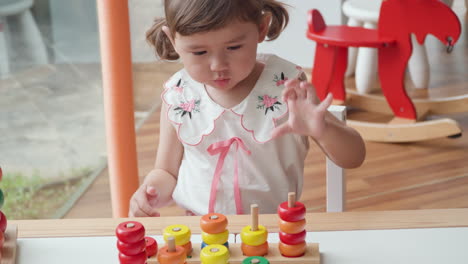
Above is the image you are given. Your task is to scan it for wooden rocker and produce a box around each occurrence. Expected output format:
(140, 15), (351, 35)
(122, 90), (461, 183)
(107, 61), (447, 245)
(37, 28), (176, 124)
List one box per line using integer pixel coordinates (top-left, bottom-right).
(306, 0), (466, 142)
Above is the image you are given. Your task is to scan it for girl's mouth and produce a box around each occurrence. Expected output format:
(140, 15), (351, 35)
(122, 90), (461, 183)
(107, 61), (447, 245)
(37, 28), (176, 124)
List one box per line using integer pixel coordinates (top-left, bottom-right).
(214, 78), (230, 86)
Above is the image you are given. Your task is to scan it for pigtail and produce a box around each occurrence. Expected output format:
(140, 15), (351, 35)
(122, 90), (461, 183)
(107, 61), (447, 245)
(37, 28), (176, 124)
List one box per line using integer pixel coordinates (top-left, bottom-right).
(146, 18), (180, 60)
(263, 0), (289, 41)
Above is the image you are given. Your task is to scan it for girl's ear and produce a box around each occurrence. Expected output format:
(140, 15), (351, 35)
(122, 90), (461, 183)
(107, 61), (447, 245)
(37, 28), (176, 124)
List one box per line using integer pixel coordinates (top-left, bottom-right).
(162, 26), (176, 48)
(258, 14), (272, 43)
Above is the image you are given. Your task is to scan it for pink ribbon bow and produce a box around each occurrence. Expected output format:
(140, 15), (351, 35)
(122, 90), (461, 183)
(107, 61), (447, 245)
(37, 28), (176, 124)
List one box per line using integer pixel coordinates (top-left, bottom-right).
(206, 137), (251, 214)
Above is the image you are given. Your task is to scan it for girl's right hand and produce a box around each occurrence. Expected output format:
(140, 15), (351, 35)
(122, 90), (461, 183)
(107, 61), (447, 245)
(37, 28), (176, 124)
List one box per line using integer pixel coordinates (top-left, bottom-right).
(128, 181), (173, 217)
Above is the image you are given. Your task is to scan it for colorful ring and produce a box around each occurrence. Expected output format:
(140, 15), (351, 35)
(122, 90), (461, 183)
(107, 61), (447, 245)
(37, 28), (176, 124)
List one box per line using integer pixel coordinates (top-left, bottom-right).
(240, 225), (268, 246)
(241, 241), (269, 257)
(200, 213), (228, 234)
(202, 229), (229, 245)
(277, 201), (306, 222)
(200, 244), (230, 264)
(163, 224), (191, 245)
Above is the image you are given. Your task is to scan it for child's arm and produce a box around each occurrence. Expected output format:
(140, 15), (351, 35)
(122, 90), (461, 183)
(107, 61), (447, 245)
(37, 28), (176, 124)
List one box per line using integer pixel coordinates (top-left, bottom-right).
(272, 79), (365, 168)
(129, 103), (184, 217)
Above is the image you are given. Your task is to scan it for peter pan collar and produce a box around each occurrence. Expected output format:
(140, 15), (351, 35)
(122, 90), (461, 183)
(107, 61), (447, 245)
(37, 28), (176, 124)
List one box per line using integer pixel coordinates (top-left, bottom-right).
(162, 55), (303, 145)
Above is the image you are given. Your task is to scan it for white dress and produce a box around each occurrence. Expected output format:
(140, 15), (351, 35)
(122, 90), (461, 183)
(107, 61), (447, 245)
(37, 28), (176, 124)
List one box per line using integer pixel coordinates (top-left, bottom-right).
(162, 55), (309, 215)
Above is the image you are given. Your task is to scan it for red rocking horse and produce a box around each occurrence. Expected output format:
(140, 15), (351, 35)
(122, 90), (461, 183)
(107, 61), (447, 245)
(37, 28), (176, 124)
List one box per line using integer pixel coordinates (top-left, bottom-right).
(307, 0), (466, 142)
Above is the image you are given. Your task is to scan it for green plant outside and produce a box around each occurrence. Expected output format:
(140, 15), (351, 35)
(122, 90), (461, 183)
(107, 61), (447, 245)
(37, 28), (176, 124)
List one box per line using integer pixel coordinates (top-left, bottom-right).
(0, 168), (92, 220)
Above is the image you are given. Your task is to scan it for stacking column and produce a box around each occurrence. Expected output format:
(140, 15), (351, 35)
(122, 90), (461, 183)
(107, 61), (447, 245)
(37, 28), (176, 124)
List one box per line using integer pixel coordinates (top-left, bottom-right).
(241, 204), (269, 256)
(200, 213), (229, 249)
(277, 192), (307, 257)
(115, 221), (147, 263)
(163, 224), (192, 256)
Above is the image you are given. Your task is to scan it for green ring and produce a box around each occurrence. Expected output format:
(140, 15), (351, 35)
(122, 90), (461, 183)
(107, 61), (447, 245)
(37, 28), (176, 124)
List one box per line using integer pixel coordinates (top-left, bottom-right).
(242, 256), (269, 264)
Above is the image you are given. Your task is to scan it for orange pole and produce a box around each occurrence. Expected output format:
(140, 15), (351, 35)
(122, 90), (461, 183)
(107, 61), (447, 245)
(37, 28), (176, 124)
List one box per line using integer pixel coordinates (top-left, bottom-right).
(97, 0), (139, 217)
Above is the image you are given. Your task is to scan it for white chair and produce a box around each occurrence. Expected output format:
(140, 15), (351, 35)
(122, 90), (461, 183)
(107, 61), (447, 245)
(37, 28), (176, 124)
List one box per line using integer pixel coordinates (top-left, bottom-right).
(0, 0), (47, 78)
(342, 0), (438, 93)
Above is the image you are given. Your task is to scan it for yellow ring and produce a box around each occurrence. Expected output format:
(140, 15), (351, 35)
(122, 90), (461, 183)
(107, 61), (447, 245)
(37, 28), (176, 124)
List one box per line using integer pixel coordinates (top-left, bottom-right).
(202, 229), (229, 245)
(163, 224), (191, 245)
(200, 244), (229, 264)
(240, 225), (268, 246)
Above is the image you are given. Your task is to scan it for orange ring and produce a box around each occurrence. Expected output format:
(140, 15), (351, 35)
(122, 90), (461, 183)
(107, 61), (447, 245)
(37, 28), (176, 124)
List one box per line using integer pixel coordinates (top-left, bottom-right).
(200, 213), (228, 234)
(241, 242), (269, 257)
(181, 241), (193, 256)
(157, 245), (187, 264)
(278, 218), (306, 234)
(278, 241), (306, 257)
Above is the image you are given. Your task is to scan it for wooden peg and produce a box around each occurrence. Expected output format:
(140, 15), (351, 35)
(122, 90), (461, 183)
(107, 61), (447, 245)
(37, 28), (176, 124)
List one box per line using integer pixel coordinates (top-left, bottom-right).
(288, 192), (296, 208)
(251, 204), (259, 231)
(167, 236), (176, 252)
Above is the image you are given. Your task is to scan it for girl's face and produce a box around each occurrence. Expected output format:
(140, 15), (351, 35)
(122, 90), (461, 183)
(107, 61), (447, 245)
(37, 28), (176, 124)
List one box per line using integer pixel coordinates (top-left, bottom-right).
(168, 19), (268, 92)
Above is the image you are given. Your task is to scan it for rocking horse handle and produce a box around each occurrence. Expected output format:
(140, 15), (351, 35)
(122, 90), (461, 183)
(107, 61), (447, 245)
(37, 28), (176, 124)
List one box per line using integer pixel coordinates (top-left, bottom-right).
(308, 9), (326, 33)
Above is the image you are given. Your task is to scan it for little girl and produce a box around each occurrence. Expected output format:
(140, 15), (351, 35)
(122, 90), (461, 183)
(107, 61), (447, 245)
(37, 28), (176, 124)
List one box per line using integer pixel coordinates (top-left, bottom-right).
(129, 0), (365, 216)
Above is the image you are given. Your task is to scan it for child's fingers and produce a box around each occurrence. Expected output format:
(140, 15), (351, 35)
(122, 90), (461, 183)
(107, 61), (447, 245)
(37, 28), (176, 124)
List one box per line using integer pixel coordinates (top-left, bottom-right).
(287, 79), (307, 98)
(283, 89), (298, 102)
(146, 186), (158, 196)
(302, 81), (320, 104)
(285, 78), (300, 88)
(282, 79), (299, 101)
(129, 196), (160, 217)
(296, 83), (306, 98)
(271, 122), (293, 139)
(131, 186), (161, 216)
(282, 88), (293, 102)
(316, 93), (334, 112)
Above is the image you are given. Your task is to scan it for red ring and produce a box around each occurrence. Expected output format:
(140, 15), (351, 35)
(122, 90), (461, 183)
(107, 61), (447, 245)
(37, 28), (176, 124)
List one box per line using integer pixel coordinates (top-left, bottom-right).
(116, 221), (145, 244)
(277, 201), (306, 222)
(279, 230), (306, 245)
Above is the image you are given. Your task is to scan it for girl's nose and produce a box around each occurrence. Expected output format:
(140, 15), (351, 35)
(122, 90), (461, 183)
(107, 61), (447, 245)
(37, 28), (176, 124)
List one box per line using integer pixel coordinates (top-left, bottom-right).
(210, 54), (229, 72)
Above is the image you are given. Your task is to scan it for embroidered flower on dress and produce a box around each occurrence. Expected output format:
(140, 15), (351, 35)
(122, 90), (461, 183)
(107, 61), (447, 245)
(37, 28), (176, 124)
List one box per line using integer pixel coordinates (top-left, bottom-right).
(173, 78), (185, 94)
(257, 95), (282, 115)
(173, 99), (201, 119)
(273, 72), (288, 86)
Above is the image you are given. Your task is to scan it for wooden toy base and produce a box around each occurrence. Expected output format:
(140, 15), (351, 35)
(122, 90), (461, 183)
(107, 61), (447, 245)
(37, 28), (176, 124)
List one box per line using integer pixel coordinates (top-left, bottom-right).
(344, 89), (465, 142)
(147, 243), (320, 264)
(1, 225), (18, 264)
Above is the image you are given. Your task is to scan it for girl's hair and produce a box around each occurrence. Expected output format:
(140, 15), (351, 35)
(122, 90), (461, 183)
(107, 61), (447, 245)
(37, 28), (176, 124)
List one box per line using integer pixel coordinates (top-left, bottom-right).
(146, 0), (289, 60)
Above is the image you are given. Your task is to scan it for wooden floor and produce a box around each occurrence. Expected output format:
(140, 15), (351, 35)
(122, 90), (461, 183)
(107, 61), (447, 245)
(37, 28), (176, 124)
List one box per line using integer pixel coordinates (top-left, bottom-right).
(65, 5), (468, 218)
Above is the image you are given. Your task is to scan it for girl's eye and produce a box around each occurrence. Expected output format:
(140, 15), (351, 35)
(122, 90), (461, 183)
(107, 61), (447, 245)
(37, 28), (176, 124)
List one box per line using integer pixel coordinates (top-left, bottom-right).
(228, 45), (242, 50)
(193, 51), (207, 56)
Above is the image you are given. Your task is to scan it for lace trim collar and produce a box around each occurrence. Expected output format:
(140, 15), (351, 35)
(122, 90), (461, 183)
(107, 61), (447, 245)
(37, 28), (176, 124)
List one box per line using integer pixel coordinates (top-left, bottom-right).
(162, 55), (303, 145)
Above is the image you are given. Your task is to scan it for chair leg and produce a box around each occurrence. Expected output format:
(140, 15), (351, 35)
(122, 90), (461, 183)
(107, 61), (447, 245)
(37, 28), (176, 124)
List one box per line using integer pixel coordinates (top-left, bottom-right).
(312, 43), (337, 100)
(17, 9), (48, 65)
(0, 18), (10, 78)
(326, 105), (346, 212)
(330, 47), (348, 102)
(408, 34), (430, 89)
(355, 22), (378, 94)
(345, 18), (363, 77)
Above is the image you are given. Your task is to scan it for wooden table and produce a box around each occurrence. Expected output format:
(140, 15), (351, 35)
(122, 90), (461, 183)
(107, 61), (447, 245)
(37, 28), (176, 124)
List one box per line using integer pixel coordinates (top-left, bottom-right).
(9, 208), (468, 263)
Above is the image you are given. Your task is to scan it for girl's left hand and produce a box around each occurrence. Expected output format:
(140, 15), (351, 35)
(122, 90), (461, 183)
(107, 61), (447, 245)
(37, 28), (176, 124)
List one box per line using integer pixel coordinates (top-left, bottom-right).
(271, 79), (333, 140)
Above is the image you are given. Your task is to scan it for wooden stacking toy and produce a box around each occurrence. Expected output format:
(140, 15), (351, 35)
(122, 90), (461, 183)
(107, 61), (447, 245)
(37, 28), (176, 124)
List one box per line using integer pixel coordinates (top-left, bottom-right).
(115, 221), (147, 263)
(163, 224), (193, 256)
(200, 213), (229, 249)
(277, 193), (307, 257)
(158, 236), (187, 264)
(140, 195), (320, 264)
(240, 204), (269, 256)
